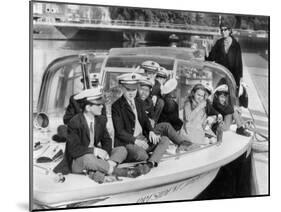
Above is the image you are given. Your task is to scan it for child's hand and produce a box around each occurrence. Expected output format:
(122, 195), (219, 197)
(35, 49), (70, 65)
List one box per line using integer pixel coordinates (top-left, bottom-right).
(198, 101), (206, 109)
(217, 114), (223, 123)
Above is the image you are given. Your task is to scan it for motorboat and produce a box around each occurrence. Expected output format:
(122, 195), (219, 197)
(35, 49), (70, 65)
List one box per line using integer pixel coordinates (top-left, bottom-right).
(32, 47), (252, 209)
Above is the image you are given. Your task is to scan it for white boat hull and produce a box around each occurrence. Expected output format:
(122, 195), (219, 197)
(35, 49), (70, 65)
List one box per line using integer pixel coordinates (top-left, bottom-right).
(34, 169), (219, 209)
(33, 131), (252, 209)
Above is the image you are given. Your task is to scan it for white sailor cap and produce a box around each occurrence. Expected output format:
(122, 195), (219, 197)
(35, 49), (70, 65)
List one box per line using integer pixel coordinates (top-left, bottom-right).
(117, 73), (143, 90)
(80, 73), (100, 84)
(156, 67), (169, 79)
(90, 73), (100, 83)
(139, 77), (153, 88)
(214, 84), (229, 94)
(141, 60), (160, 73)
(161, 78), (178, 95)
(74, 86), (105, 104)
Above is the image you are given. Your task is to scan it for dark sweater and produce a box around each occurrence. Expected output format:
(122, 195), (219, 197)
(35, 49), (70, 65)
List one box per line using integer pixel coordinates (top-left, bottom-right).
(206, 36), (243, 87)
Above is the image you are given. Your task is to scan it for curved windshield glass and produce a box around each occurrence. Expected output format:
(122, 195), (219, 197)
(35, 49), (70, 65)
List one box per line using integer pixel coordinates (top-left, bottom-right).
(176, 60), (236, 118)
(105, 56), (174, 70)
(37, 56), (105, 116)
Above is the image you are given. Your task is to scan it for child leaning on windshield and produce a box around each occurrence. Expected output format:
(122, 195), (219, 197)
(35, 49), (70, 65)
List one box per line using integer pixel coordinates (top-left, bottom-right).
(183, 83), (223, 145)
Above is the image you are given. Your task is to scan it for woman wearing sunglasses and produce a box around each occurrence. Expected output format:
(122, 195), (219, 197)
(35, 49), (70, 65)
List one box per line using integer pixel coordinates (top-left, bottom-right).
(203, 22), (243, 93)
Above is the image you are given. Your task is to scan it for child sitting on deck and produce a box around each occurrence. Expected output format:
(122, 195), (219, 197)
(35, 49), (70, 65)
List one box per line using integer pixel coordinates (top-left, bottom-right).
(183, 84), (223, 145)
(212, 84), (251, 137)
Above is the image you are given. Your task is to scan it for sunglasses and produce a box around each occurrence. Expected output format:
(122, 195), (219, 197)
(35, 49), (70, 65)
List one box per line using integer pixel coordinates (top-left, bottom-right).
(220, 27), (230, 32)
(123, 86), (137, 91)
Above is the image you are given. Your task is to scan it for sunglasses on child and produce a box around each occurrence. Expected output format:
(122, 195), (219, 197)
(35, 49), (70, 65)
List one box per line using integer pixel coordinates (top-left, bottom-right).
(220, 27), (230, 32)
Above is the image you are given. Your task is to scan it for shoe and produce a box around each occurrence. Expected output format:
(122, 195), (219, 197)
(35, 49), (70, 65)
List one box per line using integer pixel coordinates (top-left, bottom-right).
(182, 140), (192, 147)
(177, 141), (192, 152)
(113, 167), (142, 178)
(236, 127), (251, 137)
(135, 164), (151, 175)
(88, 171), (105, 184)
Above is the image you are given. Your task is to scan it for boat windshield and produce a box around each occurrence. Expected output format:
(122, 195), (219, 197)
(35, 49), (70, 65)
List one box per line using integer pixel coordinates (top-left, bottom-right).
(37, 55), (105, 118)
(105, 56), (174, 70)
(176, 60), (237, 118)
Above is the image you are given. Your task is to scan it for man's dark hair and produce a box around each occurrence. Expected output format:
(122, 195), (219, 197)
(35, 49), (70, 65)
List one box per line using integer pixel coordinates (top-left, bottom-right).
(79, 98), (94, 112)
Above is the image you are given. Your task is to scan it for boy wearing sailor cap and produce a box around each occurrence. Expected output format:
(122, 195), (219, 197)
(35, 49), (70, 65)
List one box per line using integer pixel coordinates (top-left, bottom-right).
(158, 78), (184, 132)
(141, 61), (165, 123)
(54, 87), (142, 183)
(112, 73), (169, 173)
(63, 73), (106, 126)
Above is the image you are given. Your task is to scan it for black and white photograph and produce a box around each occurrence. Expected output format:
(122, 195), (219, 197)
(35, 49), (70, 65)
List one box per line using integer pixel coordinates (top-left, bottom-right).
(30, 0), (269, 210)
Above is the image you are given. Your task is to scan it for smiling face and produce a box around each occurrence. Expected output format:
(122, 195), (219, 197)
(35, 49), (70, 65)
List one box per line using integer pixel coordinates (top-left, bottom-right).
(194, 89), (206, 104)
(218, 92), (228, 105)
(138, 85), (150, 101)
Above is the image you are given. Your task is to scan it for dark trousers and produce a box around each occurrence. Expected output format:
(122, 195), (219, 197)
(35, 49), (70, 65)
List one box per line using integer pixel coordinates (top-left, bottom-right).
(125, 136), (169, 164)
(154, 122), (188, 145)
(152, 98), (164, 123)
(71, 146), (127, 174)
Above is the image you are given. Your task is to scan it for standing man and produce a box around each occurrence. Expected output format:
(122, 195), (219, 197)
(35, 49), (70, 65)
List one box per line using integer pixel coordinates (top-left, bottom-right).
(203, 22), (243, 93)
(54, 87), (141, 183)
(112, 73), (169, 173)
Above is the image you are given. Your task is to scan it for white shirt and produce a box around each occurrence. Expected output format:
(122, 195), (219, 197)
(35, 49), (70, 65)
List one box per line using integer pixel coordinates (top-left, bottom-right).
(126, 98), (143, 137)
(84, 113), (95, 148)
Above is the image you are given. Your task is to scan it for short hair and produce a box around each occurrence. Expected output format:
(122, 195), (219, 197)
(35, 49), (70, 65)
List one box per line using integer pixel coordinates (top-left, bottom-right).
(220, 22), (233, 35)
(213, 90), (230, 106)
(79, 98), (94, 112)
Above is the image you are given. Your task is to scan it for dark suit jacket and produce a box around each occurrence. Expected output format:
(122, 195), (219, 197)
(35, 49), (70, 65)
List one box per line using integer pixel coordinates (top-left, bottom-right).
(112, 95), (153, 147)
(54, 113), (112, 174)
(158, 94), (183, 131)
(63, 95), (82, 125)
(205, 36), (243, 86)
(136, 95), (155, 120)
(63, 94), (107, 125)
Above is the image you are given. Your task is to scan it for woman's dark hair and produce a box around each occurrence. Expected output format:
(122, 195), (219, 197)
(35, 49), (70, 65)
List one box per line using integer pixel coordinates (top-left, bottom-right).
(220, 22), (233, 35)
(213, 91), (230, 106)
